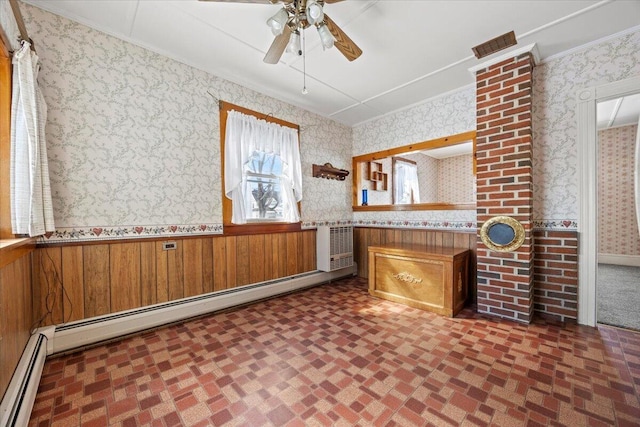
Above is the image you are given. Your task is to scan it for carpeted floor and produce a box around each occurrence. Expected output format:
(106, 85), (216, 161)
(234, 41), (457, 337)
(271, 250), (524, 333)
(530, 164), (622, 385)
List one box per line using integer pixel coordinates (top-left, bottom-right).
(597, 263), (640, 331)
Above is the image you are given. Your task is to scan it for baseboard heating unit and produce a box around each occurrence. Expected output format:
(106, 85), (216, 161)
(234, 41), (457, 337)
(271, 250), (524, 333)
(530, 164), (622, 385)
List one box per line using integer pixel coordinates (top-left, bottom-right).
(0, 329), (53, 427)
(0, 266), (356, 426)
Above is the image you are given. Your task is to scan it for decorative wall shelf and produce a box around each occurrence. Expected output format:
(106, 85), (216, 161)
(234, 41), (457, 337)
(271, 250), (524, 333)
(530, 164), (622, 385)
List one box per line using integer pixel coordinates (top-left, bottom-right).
(366, 161), (388, 191)
(312, 163), (350, 181)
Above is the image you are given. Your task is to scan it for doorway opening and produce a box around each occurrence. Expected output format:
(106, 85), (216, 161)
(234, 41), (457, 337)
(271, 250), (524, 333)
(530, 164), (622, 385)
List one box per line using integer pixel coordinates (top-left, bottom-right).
(596, 95), (640, 330)
(578, 75), (640, 327)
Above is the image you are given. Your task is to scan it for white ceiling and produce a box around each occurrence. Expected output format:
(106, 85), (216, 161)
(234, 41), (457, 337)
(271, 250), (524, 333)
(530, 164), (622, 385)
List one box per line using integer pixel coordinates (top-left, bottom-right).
(422, 141), (474, 160)
(597, 93), (640, 130)
(22, 0), (640, 126)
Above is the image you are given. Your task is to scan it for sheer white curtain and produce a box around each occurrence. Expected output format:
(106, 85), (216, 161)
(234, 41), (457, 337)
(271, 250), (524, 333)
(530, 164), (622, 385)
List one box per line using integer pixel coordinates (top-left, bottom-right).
(394, 162), (420, 204)
(224, 110), (302, 224)
(10, 41), (55, 237)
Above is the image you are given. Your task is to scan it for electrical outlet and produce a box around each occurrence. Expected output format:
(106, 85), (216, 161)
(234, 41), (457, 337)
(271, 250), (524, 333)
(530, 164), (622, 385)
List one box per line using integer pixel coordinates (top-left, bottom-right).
(163, 242), (177, 250)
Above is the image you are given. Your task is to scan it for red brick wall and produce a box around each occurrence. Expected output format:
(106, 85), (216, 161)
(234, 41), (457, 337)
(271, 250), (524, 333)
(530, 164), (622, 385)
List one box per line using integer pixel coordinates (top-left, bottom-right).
(533, 230), (578, 322)
(475, 53), (535, 323)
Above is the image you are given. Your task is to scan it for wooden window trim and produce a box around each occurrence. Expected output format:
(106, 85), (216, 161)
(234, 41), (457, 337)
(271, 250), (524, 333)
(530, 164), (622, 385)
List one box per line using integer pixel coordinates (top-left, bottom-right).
(1, 36), (13, 239)
(219, 101), (302, 236)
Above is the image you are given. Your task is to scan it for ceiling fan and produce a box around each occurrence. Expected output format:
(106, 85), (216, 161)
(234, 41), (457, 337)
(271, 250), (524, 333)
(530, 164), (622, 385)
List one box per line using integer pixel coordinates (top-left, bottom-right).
(199, 0), (362, 64)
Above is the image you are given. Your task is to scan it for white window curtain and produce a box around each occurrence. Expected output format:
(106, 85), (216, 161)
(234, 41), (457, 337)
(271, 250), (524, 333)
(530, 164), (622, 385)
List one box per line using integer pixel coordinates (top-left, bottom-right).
(394, 162), (420, 204)
(10, 41), (55, 237)
(224, 110), (302, 224)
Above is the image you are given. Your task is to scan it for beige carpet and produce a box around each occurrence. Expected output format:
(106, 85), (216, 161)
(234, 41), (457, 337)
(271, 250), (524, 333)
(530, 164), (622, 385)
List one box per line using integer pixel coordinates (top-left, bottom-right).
(597, 263), (640, 331)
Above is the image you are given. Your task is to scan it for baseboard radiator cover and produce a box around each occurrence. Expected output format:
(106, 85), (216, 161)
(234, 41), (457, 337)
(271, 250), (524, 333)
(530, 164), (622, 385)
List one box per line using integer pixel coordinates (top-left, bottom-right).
(0, 328), (53, 427)
(50, 266), (356, 355)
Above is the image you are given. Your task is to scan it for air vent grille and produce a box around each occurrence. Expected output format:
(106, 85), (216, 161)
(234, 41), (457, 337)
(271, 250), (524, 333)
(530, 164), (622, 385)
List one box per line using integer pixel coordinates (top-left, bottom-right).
(472, 31), (517, 59)
(316, 226), (354, 272)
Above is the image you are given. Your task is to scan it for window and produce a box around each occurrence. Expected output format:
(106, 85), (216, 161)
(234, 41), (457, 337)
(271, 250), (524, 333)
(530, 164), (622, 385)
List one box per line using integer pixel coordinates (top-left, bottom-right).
(220, 101), (302, 235)
(244, 151), (285, 222)
(392, 157), (420, 204)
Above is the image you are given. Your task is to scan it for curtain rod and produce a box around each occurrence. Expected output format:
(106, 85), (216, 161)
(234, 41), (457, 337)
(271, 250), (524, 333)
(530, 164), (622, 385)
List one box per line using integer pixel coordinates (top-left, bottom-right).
(8, 0), (35, 52)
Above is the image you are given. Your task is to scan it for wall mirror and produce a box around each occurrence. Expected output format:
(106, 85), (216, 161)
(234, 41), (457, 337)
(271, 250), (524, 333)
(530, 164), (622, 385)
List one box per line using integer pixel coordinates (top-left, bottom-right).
(352, 131), (476, 211)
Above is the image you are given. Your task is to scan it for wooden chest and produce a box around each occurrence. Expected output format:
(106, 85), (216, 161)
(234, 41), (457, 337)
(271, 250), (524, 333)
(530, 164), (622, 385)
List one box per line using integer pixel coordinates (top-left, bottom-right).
(368, 243), (469, 317)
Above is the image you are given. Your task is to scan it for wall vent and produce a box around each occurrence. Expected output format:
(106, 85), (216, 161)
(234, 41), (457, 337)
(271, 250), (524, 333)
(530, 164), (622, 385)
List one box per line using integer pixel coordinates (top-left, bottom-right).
(472, 30), (517, 59)
(316, 226), (354, 272)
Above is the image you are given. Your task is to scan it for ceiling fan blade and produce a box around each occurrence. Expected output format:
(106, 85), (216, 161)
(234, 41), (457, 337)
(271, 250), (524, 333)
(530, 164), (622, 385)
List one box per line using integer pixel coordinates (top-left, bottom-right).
(323, 14), (362, 62)
(198, 0), (281, 4)
(264, 26), (292, 64)
(323, 0), (346, 3)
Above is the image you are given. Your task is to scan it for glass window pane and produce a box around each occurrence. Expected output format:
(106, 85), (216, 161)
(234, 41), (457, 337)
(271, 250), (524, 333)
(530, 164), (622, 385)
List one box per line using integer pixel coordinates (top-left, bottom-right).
(245, 174), (284, 220)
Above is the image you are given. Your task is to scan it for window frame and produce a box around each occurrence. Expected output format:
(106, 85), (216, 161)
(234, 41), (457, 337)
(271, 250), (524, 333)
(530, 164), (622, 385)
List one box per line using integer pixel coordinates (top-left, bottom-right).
(219, 101), (302, 236)
(0, 35), (13, 239)
(392, 156), (419, 205)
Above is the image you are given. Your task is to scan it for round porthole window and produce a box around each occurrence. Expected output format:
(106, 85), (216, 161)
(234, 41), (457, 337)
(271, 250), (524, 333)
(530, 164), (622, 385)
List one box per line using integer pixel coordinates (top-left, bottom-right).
(480, 216), (525, 252)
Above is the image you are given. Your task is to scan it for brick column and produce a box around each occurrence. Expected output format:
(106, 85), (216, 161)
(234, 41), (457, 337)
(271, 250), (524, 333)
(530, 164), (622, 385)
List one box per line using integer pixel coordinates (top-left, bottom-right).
(474, 51), (536, 323)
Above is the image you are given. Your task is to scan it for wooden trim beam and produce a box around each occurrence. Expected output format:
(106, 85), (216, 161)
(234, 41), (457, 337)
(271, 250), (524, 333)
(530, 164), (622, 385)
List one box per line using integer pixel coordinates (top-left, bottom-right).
(0, 37), (13, 239)
(0, 25), (11, 57)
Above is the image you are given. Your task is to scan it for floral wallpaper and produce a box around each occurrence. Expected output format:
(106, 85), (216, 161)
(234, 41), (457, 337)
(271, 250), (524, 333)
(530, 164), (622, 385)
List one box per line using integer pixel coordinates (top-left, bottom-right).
(403, 153), (438, 203)
(353, 89), (476, 157)
(598, 125), (640, 256)
(437, 154), (474, 203)
(352, 87), (477, 226)
(532, 28), (640, 224)
(20, 3), (353, 242)
(16, 3), (640, 240)
(353, 27), (640, 231)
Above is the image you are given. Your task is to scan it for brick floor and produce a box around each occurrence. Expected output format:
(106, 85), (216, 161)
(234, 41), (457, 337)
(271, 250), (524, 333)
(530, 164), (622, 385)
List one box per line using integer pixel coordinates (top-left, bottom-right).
(29, 276), (640, 426)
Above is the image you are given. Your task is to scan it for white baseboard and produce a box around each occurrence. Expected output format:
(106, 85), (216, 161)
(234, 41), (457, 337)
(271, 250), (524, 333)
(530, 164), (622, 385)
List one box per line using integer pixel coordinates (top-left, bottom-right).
(0, 267), (356, 426)
(598, 253), (640, 267)
(51, 266), (356, 355)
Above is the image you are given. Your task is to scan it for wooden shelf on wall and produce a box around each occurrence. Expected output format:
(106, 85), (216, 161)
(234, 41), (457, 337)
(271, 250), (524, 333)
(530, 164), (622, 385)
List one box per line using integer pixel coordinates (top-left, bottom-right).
(367, 162), (387, 191)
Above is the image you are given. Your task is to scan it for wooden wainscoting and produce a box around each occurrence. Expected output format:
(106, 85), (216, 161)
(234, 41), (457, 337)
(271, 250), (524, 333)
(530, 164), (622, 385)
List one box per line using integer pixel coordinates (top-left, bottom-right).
(0, 246), (34, 399)
(32, 231), (316, 327)
(354, 227), (477, 300)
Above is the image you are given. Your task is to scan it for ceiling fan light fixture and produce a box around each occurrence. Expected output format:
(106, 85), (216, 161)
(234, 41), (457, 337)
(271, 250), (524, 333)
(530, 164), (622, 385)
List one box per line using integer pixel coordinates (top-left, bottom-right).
(317, 23), (334, 50)
(286, 30), (302, 55)
(267, 8), (288, 36)
(306, 0), (324, 25)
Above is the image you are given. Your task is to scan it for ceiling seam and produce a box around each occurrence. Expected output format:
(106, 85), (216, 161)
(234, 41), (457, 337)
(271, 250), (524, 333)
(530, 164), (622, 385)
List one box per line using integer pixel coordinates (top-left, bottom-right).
(607, 98), (623, 129)
(126, 0), (140, 37)
(329, 0), (620, 123)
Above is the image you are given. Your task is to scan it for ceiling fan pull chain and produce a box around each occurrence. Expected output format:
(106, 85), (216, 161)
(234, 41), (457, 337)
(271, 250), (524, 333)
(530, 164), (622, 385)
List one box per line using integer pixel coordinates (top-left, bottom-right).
(302, 29), (308, 95)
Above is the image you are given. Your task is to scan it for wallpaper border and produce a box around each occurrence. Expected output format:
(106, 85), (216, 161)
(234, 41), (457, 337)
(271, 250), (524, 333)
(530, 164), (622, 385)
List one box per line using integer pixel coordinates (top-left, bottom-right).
(532, 220), (578, 231)
(39, 224), (224, 243)
(37, 218), (578, 243)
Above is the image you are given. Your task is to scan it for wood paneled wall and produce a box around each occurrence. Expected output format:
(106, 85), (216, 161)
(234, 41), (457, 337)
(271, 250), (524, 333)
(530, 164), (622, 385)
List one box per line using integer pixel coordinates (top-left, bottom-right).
(1, 249), (33, 399)
(354, 227), (477, 300)
(32, 231), (316, 327)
